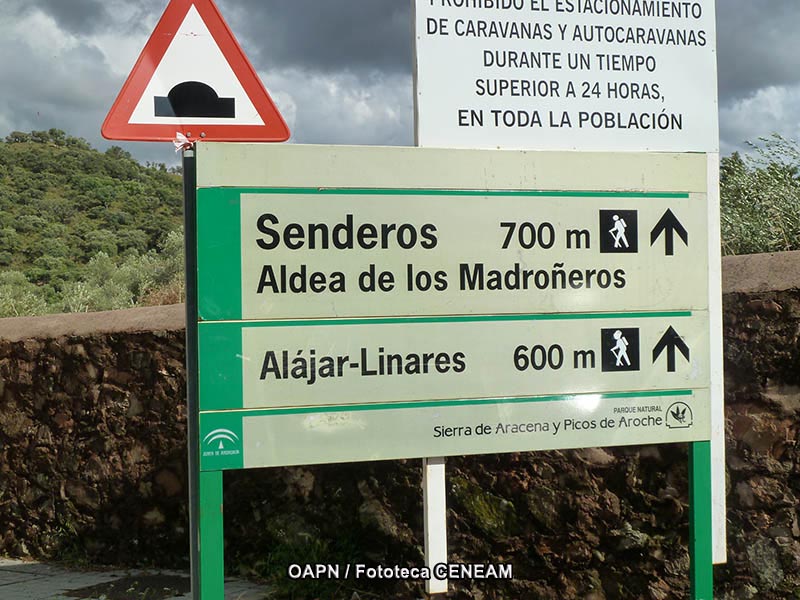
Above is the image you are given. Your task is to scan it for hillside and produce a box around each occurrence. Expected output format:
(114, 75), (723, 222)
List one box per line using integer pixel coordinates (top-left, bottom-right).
(1, 129), (799, 318)
(0, 130), (183, 316)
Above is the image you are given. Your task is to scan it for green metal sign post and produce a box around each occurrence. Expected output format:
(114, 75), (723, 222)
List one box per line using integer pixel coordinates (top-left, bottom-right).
(183, 143), (716, 599)
(184, 149), (226, 598)
(690, 441), (714, 599)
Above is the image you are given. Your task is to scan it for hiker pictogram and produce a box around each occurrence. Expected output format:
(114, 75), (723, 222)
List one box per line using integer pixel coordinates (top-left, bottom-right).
(599, 210), (638, 253)
(611, 330), (631, 366)
(601, 327), (641, 372)
(610, 215), (629, 249)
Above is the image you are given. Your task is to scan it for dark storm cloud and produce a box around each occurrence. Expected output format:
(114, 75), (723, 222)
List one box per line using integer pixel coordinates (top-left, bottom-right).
(263, 68), (414, 147)
(11, 0), (413, 80)
(13, 0), (800, 104)
(0, 7), (176, 165)
(219, 0), (412, 75)
(7, 0), (167, 37)
(7, 0), (112, 35)
(0, 39), (119, 132)
(716, 0), (800, 100)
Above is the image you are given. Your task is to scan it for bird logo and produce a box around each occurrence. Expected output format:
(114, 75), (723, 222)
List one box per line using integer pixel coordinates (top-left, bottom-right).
(666, 402), (693, 429)
(670, 405), (687, 424)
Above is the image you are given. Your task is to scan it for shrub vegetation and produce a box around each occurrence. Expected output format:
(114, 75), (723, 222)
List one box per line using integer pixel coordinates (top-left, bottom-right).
(720, 134), (800, 255)
(1, 130), (799, 317)
(0, 129), (183, 317)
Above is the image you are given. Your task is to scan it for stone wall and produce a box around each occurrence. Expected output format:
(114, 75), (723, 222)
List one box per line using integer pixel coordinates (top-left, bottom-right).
(1, 252), (799, 599)
(0, 306), (188, 567)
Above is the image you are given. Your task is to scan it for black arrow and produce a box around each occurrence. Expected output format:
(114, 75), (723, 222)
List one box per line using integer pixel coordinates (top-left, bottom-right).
(650, 209), (688, 255)
(652, 326), (690, 372)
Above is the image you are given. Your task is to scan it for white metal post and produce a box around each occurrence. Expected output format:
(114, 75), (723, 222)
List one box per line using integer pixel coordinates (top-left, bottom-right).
(423, 457), (448, 594)
(707, 153), (727, 564)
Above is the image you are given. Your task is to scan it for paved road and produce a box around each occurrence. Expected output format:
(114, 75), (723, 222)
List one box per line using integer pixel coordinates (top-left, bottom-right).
(0, 557), (270, 600)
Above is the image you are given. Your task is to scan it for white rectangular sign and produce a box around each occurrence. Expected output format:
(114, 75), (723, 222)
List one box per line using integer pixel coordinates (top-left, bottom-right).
(414, 0), (719, 152)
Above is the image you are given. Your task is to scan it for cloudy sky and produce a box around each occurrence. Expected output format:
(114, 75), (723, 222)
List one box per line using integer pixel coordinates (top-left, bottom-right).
(0, 0), (798, 165)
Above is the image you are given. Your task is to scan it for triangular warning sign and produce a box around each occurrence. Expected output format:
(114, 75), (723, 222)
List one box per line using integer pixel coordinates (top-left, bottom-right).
(102, 0), (289, 142)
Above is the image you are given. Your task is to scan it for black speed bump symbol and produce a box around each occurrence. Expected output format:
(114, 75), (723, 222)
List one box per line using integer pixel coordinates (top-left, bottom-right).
(155, 81), (235, 118)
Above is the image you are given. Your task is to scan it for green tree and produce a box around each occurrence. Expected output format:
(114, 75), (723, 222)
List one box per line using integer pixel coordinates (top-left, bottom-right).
(0, 271), (48, 317)
(720, 135), (800, 255)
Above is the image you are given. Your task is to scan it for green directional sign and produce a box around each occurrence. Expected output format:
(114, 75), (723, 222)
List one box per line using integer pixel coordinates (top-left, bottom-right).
(197, 312), (709, 411)
(193, 143), (712, 470)
(197, 188), (708, 321)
